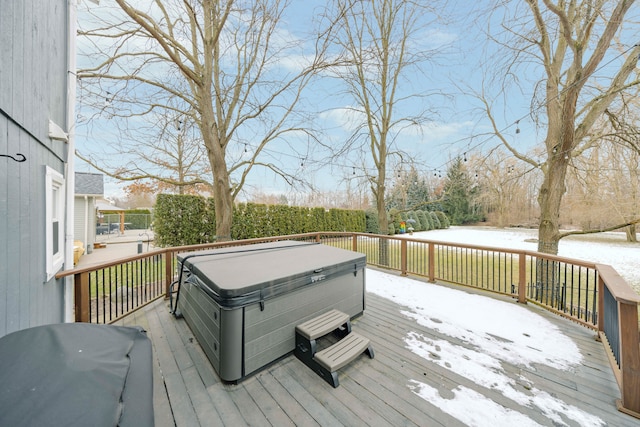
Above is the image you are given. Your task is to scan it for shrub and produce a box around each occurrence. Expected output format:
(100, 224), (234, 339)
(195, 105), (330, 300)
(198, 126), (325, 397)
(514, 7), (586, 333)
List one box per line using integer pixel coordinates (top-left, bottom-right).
(430, 211), (441, 229)
(365, 209), (380, 233)
(417, 210), (430, 231)
(435, 211), (450, 228)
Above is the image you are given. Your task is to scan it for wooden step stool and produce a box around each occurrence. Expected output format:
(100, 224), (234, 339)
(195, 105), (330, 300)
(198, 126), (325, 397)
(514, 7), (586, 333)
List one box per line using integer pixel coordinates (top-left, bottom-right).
(294, 309), (374, 388)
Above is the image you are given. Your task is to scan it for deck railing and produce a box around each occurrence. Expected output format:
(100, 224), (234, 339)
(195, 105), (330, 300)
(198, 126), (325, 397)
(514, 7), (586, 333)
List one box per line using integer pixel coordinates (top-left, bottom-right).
(57, 231), (640, 417)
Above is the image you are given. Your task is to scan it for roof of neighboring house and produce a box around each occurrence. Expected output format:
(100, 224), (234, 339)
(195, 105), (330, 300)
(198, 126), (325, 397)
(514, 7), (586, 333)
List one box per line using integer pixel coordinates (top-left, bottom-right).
(75, 172), (104, 196)
(96, 200), (125, 212)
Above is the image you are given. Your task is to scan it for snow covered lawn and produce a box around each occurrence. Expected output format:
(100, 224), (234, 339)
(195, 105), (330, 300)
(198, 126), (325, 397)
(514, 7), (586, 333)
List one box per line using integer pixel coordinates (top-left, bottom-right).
(406, 226), (640, 293)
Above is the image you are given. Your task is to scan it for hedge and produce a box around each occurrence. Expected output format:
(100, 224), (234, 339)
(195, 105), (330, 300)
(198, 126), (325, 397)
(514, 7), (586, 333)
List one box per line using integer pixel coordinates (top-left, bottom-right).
(154, 194), (211, 247)
(154, 194), (367, 247)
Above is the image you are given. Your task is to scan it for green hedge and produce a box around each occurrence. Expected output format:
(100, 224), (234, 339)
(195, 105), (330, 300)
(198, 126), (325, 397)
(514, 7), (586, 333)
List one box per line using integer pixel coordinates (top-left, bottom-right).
(154, 194), (367, 247)
(154, 194), (211, 247)
(102, 209), (152, 230)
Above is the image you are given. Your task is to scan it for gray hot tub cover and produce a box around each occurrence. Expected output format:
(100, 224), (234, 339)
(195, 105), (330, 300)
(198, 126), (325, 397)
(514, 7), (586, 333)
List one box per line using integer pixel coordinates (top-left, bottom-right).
(0, 323), (153, 427)
(177, 241), (366, 309)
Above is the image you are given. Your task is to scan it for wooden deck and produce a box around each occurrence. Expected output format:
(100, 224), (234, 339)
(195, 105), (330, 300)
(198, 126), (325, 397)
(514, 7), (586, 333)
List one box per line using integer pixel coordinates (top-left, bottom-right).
(116, 277), (637, 427)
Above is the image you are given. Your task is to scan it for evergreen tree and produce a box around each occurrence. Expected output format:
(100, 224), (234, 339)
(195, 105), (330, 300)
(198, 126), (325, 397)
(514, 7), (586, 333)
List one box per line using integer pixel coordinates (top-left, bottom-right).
(385, 167), (431, 211)
(441, 157), (483, 225)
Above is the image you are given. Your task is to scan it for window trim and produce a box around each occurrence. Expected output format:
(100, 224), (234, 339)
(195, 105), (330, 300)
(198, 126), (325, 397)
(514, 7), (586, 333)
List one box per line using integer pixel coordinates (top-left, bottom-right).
(45, 166), (65, 280)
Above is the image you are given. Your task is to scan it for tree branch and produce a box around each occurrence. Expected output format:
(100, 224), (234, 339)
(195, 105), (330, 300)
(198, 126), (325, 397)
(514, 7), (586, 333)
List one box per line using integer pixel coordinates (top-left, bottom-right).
(558, 218), (640, 240)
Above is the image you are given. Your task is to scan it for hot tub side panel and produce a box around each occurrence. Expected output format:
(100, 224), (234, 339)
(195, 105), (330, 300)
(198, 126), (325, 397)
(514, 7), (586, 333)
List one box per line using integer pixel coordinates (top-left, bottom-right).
(242, 267), (365, 377)
(179, 280), (221, 372)
(179, 280), (245, 381)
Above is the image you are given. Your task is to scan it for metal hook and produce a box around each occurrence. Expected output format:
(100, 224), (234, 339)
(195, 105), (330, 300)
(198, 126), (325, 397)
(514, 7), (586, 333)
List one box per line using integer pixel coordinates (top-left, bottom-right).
(1, 153), (26, 162)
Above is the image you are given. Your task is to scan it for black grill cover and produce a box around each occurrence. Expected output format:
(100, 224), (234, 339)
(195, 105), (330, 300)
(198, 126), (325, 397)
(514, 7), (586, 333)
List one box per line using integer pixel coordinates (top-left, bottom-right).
(0, 324), (153, 427)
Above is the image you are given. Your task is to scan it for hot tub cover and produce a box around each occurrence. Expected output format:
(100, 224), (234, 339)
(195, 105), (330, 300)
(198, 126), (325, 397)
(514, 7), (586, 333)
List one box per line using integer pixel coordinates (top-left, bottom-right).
(177, 241), (366, 309)
(0, 323), (153, 427)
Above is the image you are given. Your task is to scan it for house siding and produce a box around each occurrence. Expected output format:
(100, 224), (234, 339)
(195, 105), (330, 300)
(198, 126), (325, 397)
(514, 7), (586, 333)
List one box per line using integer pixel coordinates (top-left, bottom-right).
(74, 195), (97, 249)
(0, 0), (69, 337)
(74, 172), (103, 250)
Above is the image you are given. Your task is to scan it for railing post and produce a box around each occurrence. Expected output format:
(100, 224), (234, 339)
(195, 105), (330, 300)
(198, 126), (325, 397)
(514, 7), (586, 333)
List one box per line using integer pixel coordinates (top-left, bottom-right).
(598, 274), (605, 333)
(352, 234), (358, 252)
(518, 253), (527, 304)
(164, 250), (173, 299)
(428, 243), (435, 283)
(617, 300), (640, 417)
(74, 272), (89, 323)
(400, 239), (408, 276)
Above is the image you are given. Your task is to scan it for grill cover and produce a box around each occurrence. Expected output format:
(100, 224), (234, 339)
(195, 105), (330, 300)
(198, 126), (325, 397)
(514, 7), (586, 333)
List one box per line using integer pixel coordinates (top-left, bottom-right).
(0, 324), (153, 427)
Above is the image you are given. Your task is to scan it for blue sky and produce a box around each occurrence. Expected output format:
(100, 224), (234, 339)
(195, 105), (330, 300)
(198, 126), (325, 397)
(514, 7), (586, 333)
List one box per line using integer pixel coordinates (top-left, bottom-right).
(74, 1), (636, 201)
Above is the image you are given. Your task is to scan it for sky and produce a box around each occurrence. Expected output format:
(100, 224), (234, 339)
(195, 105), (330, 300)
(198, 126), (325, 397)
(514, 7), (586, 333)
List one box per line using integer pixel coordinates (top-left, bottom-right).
(367, 267), (606, 426)
(73, 1), (640, 201)
(72, 1), (528, 200)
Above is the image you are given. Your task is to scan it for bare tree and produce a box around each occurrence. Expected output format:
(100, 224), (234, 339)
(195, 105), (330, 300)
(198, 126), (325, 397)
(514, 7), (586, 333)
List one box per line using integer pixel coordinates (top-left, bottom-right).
(328, 0), (447, 236)
(78, 0), (333, 240)
(478, 0), (640, 254)
(78, 97), (212, 194)
(565, 127), (640, 242)
(470, 149), (540, 228)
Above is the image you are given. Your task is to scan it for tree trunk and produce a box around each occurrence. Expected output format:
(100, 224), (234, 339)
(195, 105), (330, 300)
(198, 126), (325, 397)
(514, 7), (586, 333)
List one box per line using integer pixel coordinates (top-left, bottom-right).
(536, 161), (567, 255)
(211, 158), (233, 242)
(536, 90), (574, 306)
(627, 224), (638, 243)
(201, 90), (233, 241)
(203, 132), (233, 241)
(374, 175), (389, 266)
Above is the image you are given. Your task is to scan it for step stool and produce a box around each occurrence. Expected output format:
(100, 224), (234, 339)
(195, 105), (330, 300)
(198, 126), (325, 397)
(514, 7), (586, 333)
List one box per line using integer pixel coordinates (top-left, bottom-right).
(295, 309), (374, 388)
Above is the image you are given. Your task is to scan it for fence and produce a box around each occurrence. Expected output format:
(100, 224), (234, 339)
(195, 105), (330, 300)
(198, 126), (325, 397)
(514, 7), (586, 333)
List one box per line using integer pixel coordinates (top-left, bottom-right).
(99, 213), (153, 232)
(57, 231), (640, 416)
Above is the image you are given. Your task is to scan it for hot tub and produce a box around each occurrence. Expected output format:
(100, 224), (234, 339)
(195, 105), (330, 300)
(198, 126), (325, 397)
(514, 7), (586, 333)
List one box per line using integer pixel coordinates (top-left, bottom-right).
(175, 240), (366, 382)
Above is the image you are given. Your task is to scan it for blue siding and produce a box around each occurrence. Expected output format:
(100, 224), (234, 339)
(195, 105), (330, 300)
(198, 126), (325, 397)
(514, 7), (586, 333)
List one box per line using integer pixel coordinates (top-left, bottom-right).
(0, 0), (69, 337)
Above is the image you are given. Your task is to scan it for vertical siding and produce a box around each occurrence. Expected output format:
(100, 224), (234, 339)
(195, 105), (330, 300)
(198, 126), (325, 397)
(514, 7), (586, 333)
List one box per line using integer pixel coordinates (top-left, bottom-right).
(0, 1), (14, 110)
(74, 196), (97, 249)
(74, 197), (87, 245)
(0, 116), (9, 334)
(0, 0), (69, 337)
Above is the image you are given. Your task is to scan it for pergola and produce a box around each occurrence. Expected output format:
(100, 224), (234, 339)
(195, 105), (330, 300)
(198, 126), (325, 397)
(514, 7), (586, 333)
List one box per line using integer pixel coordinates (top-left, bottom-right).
(96, 201), (126, 234)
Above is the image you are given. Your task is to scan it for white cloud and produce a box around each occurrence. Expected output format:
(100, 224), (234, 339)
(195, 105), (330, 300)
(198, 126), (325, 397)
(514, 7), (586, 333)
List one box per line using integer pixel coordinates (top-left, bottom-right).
(320, 107), (367, 133)
(321, 107), (474, 144)
(402, 120), (476, 143)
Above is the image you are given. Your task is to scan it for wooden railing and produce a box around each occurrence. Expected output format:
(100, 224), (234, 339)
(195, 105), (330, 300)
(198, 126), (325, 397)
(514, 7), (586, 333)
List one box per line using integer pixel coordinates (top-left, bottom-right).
(56, 231), (640, 417)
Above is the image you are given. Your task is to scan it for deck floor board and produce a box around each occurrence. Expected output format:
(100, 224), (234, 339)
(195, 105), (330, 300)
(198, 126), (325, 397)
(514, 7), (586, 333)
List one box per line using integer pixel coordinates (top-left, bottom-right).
(126, 276), (638, 427)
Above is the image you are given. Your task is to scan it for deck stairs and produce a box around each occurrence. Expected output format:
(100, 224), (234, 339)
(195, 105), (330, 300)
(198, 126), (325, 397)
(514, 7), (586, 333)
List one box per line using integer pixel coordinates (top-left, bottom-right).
(294, 309), (374, 388)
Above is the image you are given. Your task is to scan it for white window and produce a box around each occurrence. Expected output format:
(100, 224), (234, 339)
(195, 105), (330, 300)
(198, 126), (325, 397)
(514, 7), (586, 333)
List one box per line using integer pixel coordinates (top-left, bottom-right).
(46, 166), (65, 280)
